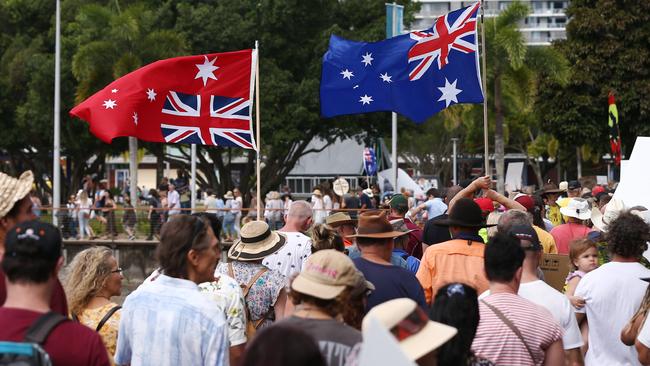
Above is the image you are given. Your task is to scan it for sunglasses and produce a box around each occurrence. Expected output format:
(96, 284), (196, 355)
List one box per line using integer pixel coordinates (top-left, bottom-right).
(390, 306), (429, 342)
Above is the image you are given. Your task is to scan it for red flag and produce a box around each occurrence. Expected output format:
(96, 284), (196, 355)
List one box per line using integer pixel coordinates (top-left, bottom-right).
(70, 50), (257, 149)
(608, 92), (621, 165)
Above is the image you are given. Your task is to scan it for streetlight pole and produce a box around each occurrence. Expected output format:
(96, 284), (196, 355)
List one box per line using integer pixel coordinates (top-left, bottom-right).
(52, 0), (61, 226)
(451, 138), (459, 185)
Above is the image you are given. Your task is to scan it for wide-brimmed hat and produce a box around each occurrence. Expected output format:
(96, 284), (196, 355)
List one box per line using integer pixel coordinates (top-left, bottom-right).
(362, 188), (374, 197)
(0, 170), (34, 218)
(542, 182), (564, 195)
(433, 198), (495, 228)
(389, 218), (415, 234)
(362, 298), (457, 361)
(591, 198), (628, 232)
(224, 190), (234, 199)
(348, 211), (408, 239)
(560, 198), (591, 221)
(325, 212), (357, 228)
(228, 221), (286, 261)
(292, 249), (368, 300)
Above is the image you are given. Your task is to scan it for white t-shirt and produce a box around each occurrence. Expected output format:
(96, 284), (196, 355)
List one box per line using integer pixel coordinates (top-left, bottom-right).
(262, 231), (312, 277)
(167, 190), (181, 215)
(479, 281), (582, 350)
(575, 261), (650, 366)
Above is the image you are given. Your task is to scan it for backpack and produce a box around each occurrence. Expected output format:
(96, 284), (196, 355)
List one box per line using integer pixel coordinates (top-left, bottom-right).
(228, 263), (272, 339)
(0, 312), (67, 366)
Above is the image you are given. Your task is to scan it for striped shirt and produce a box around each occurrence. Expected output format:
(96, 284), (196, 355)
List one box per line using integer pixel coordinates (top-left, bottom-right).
(115, 274), (229, 366)
(471, 292), (563, 366)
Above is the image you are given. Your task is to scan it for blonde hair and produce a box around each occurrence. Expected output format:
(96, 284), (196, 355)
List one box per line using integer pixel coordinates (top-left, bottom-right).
(63, 246), (114, 317)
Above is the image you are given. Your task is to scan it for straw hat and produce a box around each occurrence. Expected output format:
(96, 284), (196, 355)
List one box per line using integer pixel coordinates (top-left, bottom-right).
(0, 170), (34, 218)
(389, 218), (415, 234)
(224, 190), (234, 199)
(325, 212), (357, 227)
(348, 211), (408, 239)
(559, 198), (591, 221)
(291, 249), (371, 300)
(228, 221), (286, 261)
(363, 298), (457, 361)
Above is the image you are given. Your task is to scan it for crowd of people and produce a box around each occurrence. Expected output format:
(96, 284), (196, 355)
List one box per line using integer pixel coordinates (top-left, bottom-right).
(1, 168), (650, 366)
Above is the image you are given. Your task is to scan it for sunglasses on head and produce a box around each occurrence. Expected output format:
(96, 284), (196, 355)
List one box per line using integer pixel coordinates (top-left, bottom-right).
(390, 306), (429, 342)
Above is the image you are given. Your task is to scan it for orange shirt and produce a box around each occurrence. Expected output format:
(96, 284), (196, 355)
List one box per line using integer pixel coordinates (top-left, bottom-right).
(416, 239), (489, 304)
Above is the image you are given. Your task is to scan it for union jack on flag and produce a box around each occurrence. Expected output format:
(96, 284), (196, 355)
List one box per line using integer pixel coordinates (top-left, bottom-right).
(320, 2), (484, 123)
(70, 49), (257, 150)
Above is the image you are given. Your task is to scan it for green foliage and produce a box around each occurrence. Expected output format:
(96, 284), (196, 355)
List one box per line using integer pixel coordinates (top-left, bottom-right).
(539, 0), (650, 158)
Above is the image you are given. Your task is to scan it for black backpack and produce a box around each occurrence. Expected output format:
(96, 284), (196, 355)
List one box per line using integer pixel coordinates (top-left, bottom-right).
(0, 312), (67, 366)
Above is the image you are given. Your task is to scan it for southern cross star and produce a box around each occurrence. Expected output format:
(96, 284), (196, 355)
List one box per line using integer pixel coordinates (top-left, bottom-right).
(379, 73), (392, 83)
(132, 112), (138, 125)
(195, 55), (219, 86)
(340, 69), (354, 80)
(102, 99), (117, 109)
(359, 94), (373, 105)
(437, 78), (462, 107)
(361, 52), (374, 66)
(146, 88), (157, 102)
(111, 89), (118, 93)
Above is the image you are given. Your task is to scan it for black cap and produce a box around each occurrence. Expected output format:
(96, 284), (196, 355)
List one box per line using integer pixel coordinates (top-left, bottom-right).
(5, 221), (62, 262)
(568, 180), (582, 190)
(508, 225), (542, 251)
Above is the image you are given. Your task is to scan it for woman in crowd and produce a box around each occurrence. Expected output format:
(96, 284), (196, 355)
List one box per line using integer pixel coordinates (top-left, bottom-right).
(147, 189), (162, 241)
(64, 246), (123, 357)
(281, 250), (372, 365)
(76, 190), (94, 239)
(310, 224), (345, 253)
(430, 283), (495, 366)
(103, 191), (117, 238)
(217, 221), (288, 334)
(241, 325), (326, 366)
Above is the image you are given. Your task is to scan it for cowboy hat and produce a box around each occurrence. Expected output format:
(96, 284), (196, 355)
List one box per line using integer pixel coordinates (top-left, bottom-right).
(224, 190), (234, 199)
(363, 298), (457, 361)
(325, 212), (357, 227)
(228, 221), (286, 261)
(389, 218), (415, 234)
(347, 211), (407, 239)
(362, 188), (374, 198)
(560, 198), (591, 221)
(432, 198), (496, 228)
(0, 170), (34, 218)
(542, 182), (564, 195)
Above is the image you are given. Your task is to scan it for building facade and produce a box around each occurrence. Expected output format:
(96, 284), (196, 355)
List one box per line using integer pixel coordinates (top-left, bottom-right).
(410, 0), (568, 46)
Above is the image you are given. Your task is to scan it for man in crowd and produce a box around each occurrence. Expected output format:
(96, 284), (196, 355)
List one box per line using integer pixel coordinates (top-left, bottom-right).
(416, 198), (491, 304)
(575, 211), (650, 366)
(263, 200), (313, 277)
(343, 187), (361, 219)
(350, 211), (426, 312)
(116, 215), (228, 365)
(388, 193), (423, 259)
(0, 221), (110, 365)
(167, 182), (181, 219)
(499, 209), (557, 254)
(482, 225), (584, 365)
(421, 185), (462, 245)
(325, 212), (357, 247)
(0, 170), (68, 314)
(409, 188), (447, 221)
(472, 231), (564, 365)
(542, 182), (565, 227)
(550, 198), (592, 254)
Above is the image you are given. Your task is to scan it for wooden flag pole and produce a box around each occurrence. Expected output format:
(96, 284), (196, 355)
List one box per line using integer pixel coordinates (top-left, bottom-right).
(255, 41), (261, 221)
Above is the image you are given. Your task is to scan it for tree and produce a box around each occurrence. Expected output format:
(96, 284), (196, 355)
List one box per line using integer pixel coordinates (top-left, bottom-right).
(539, 0), (650, 166)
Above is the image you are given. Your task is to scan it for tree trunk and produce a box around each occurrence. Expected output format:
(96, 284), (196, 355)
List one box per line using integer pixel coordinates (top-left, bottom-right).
(494, 74), (505, 193)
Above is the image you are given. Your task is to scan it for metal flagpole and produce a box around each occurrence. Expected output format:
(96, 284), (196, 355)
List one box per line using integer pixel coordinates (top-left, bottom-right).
(480, 0), (490, 177)
(129, 137), (137, 210)
(391, 3), (398, 193)
(52, 0), (61, 226)
(191, 144), (197, 213)
(452, 138), (458, 185)
(255, 41), (262, 221)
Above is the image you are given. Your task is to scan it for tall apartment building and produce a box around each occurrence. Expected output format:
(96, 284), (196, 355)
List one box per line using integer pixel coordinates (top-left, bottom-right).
(410, 0), (568, 46)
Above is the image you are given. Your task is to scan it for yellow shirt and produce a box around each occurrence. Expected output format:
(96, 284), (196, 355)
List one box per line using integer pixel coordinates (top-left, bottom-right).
(79, 302), (121, 358)
(534, 225), (558, 254)
(547, 204), (564, 227)
(416, 239), (489, 304)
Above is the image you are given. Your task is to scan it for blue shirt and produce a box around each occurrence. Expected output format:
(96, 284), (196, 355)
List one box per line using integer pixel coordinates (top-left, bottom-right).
(424, 197), (447, 219)
(115, 274), (229, 366)
(352, 257), (427, 313)
(347, 246), (407, 269)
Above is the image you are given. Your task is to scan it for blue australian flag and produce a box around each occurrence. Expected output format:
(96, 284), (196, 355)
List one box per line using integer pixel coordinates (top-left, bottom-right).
(320, 2), (484, 123)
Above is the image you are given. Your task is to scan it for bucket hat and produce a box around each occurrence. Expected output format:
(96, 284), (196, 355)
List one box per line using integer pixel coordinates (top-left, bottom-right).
(0, 170), (34, 218)
(325, 212), (357, 228)
(228, 221), (286, 261)
(559, 198), (591, 221)
(224, 191), (234, 199)
(432, 198), (495, 228)
(347, 211), (407, 239)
